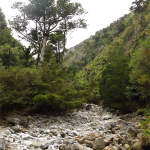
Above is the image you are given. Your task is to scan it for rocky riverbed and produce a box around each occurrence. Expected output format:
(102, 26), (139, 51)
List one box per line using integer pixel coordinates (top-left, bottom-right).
(0, 104), (146, 150)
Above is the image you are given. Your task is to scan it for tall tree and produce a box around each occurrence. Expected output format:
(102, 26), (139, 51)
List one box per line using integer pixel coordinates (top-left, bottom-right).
(9, 0), (87, 64)
(130, 0), (146, 13)
(59, 17), (87, 68)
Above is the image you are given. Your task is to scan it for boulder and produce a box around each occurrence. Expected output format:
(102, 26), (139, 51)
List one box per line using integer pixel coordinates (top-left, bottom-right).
(97, 111), (102, 116)
(41, 139), (55, 149)
(22, 140), (32, 147)
(93, 137), (106, 150)
(4, 129), (11, 136)
(102, 116), (112, 120)
(71, 143), (92, 150)
(84, 140), (93, 148)
(59, 145), (66, 150)
(117, 119), (128, 126)
(12, 125), (22, 132)
(128, 128), (143, 135)
(137, 133), (143, 141)
(86, 105), (92, 110)
(76, 136), (94, 144)
(131, 142), (143, 150)
(7, 117), (21, 125)
(103, 144), (117, 150)
(122, 144), (130, 150)
(0, 138), (5, 150)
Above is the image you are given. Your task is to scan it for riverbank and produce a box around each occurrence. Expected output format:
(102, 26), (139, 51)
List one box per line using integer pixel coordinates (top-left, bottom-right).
(0, 104), (148, 150)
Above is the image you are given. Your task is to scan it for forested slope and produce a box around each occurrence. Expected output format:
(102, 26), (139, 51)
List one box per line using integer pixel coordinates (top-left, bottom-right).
(64, 0), (150, 109)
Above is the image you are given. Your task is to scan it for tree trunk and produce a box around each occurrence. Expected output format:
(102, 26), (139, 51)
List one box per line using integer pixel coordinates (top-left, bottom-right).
(56, 41), (60, 63)
(8, 50), (10, 68)
(26, 59), (29, 67)
(36, 48), (40, 67)
(133, 18), (137, 36)
(40, 36), (48, 62)
(60, 31), (66, 69)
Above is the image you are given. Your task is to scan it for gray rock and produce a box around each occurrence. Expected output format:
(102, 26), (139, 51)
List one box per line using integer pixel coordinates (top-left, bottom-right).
(117, 119), (128, 126)
(97, 111), (102, 116)
(12, 134), (18, 140)
(21, 133), (34, 140)
(102, 116), (112, 120)
(22, 140), (32, 147)
(0, 138), (5, 150)
(41, 139), (55, 149)
(93, 137), (106, 150)
(86, 105), (92, 110)
(71, 143), (92, 150)
(128, 128), (143, 135)
(7, 117), (21, 125)
(4, 129), (11, 136)
(12, 125), (22, 132)
(8, 128), (15, 134)
(84, 140), (93, 148)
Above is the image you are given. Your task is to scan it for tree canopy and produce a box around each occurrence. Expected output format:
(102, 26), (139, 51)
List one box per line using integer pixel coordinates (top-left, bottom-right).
(9, 0), (87, 64)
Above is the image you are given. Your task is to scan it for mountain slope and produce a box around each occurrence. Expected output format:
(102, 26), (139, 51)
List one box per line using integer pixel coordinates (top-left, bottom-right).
(64, 0), (150, 108)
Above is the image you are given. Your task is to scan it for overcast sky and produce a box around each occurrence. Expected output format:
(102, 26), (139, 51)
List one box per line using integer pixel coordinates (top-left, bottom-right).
(1, 0), (133, 49)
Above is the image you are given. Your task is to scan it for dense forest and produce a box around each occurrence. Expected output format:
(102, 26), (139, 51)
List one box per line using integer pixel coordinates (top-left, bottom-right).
(0, 0), (150, 115)
(64, 0), (150, 110)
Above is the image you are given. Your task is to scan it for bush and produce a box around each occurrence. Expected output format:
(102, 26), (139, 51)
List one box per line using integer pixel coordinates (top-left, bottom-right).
(0, 66), (41, 108)
(99, 46), (131, 108)
(33, 93), (63, 108)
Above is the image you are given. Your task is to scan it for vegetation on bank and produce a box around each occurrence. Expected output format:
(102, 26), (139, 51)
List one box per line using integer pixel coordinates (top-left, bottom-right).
(64, 0), (150, 109)
(0, 0), (150, 113)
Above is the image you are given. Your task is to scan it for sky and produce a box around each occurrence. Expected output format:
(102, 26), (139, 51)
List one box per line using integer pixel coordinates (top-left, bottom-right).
(1, 0), (133, 49)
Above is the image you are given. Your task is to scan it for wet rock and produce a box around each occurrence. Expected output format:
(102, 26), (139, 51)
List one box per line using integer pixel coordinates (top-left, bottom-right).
(0, 138), (6, 150)
(131, 142), (143, 150)
(93, 137), (106, 150)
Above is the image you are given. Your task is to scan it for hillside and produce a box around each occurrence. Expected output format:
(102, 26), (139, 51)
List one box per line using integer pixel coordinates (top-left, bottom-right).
(64, 0), (150, 108)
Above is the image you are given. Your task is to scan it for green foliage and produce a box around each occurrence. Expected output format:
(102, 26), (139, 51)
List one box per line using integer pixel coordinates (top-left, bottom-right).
(130, 0), (146, 13)
(99, 45), (131, 108)
(0, 66), (41, 108)
(33, 93), (63, 106)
